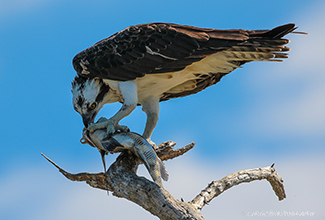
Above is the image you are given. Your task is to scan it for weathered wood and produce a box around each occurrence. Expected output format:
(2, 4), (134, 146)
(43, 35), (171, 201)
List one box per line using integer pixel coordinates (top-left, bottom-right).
(42, 142), (286, 220)
(190, 164), (286, 211)
(155, 141), (195, 161)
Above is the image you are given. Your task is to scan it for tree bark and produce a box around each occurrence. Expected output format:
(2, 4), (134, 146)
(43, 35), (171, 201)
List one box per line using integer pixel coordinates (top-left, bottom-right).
(42, 142), (286, 220)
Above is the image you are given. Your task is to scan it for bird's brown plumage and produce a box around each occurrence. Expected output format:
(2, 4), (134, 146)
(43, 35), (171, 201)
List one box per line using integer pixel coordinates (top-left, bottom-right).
(73, 23), (296, 101)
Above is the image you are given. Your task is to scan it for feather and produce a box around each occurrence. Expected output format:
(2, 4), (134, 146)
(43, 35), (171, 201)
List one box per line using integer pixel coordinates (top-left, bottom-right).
(73, 22), (299, 83)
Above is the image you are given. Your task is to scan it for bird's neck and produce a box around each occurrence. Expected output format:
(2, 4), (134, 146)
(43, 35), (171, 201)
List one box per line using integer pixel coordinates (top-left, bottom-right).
(103, 88), (123, 103)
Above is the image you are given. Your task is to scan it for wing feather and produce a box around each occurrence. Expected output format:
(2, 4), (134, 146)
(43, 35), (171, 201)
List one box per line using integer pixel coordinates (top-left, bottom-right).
(73, 23), (297, 82)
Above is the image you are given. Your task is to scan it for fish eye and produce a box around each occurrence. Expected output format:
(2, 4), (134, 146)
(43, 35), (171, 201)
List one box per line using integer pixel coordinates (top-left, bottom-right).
(90, 103), (96, 110)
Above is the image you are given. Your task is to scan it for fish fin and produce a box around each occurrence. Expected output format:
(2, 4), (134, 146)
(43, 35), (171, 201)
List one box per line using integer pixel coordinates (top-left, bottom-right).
(99, 149), (107, 172)
(155, 178), (163, 187)
(158, 157), (169, 181)
(136, 148), (152, 171)
(135, 146), (163, 186)
(102, 137), (121, 152)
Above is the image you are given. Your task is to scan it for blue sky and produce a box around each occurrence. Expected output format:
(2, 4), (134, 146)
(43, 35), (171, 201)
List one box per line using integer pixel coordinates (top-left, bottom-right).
(1, 0), (324, 219)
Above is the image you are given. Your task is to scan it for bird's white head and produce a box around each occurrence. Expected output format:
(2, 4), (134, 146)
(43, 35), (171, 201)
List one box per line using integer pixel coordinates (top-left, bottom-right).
(71, 76), (110, 127)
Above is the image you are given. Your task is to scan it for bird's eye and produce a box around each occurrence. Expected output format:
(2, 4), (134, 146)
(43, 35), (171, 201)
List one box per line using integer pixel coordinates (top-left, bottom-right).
(90, 103), (96, 110)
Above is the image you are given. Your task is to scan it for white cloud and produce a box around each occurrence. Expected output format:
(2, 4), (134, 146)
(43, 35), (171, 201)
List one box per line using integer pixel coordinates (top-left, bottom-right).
(0, 0), (54, 20)
(1, 156), (323, 220)
(242, 2), (325, 138)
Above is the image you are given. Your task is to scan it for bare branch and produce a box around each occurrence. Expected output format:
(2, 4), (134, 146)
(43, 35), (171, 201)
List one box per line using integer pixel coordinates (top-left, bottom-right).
(42, 149), (205, 220)
(42, 143), (286, 220)
(155, 141), (195, 161)
(190, 165), (286, 210)
(41, 153), (111, 191)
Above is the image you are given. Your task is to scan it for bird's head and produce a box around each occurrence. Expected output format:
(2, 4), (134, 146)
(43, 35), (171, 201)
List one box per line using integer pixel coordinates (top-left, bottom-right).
(71, 76), (110, 127)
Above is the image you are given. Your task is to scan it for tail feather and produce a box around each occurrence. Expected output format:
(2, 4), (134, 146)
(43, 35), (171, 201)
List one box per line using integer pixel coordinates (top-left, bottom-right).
(256, 23), (297, 39)
(223, 24), (298, 62)
(160, 23), (305, 102)
(223, 50), (287, 62)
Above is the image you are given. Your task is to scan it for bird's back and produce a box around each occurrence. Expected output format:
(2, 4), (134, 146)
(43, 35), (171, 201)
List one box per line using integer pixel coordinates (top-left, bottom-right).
(73, 23), (297, 102)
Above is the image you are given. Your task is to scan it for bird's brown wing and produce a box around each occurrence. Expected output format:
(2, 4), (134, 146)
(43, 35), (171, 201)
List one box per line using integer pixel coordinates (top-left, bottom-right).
(72, 23), (296, 82)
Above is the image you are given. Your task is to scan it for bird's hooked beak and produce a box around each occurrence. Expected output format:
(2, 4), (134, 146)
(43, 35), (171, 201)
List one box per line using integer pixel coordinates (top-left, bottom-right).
(82, 112), (97, 127)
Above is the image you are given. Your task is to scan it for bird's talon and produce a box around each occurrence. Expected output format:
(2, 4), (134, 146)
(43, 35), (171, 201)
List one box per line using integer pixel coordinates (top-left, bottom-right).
(88, 119), (110, 133)
(117, 124), (130, 133)
(97, 117), (109, 123)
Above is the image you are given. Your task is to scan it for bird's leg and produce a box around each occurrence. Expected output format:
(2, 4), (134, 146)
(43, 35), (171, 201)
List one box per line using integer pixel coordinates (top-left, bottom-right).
(88, 81), (137, 135)
(141, 97), (160, 146)
(87, 108), (133, 134)
(105, 104), (135, 134)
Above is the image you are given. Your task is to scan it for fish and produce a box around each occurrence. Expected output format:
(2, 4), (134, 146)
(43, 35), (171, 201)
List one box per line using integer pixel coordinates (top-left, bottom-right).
(81, 119), (169, 187)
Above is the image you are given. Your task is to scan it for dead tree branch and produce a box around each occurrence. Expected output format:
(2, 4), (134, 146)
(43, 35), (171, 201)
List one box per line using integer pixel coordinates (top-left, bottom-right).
(155, 141), (195, 161)
(190, 164), (286, 211)
(42, 142), (286, 220)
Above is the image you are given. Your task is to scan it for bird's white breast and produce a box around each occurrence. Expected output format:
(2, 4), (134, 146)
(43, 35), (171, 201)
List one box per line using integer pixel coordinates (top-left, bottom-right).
(104, 52), (235, 104)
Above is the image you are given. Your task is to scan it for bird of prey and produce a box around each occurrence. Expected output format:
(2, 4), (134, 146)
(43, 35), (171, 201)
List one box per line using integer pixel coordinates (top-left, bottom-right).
(71, 22), (298, 144)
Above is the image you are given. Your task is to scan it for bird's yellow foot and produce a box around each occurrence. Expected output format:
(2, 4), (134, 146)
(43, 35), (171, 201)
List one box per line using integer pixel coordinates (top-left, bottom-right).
(87, 117), (129, 135)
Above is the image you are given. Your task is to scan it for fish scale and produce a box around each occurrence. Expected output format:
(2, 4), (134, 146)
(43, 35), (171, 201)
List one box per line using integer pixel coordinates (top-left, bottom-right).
(83, 128), (169, 187)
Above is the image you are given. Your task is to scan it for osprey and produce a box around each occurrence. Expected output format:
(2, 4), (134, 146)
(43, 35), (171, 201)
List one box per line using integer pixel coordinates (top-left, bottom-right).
(72, 22), (298, 144)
